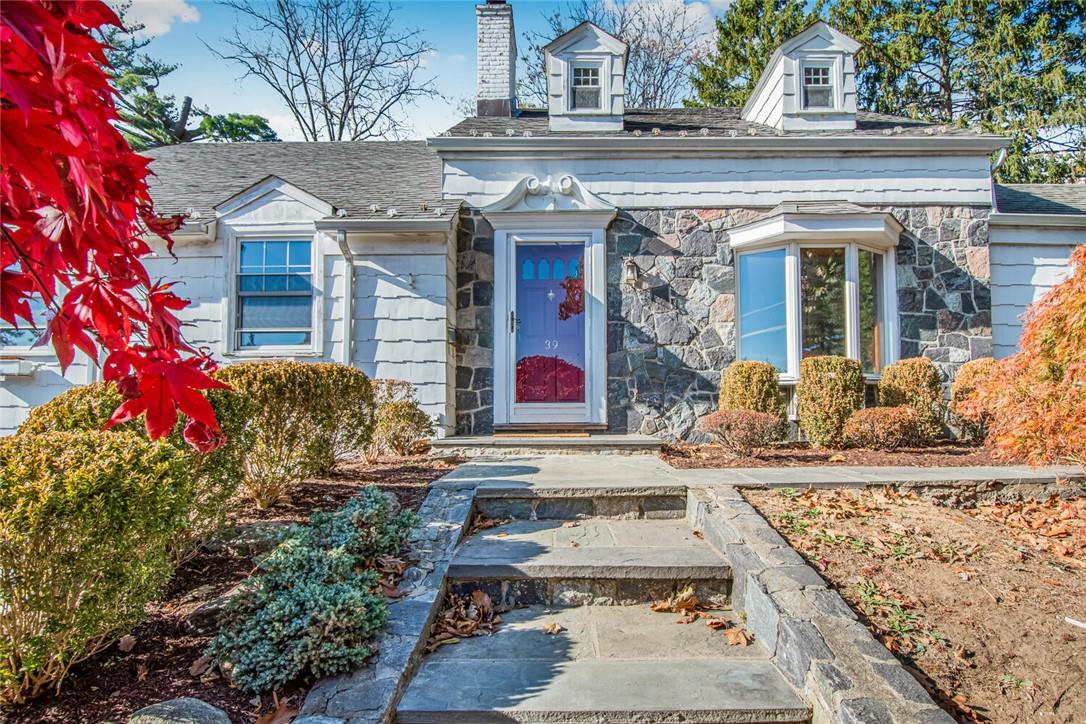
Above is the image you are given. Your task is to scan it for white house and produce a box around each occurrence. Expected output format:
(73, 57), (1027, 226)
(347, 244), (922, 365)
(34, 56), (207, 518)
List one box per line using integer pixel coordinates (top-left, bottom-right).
(2, 0), (1083, 440)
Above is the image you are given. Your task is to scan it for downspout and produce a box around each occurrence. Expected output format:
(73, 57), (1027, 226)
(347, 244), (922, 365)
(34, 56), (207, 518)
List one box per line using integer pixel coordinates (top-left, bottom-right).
(336, 228), (355, 367)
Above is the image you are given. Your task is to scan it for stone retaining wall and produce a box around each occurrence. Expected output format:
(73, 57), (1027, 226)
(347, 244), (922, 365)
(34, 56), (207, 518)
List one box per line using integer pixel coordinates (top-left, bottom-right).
(687, 485), (953, 723)
(298, 487), (475, 724)
(453, 204), (992, 441)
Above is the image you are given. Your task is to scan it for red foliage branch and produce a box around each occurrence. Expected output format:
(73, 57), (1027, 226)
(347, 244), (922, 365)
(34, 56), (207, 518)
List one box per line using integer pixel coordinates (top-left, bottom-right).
(966, 244), (1086, 467)
(1, 0), (225, 449)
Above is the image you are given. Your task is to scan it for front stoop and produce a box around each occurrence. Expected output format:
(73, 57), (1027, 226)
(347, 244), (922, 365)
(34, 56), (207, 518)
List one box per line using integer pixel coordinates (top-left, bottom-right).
(430, 433), (663, 457)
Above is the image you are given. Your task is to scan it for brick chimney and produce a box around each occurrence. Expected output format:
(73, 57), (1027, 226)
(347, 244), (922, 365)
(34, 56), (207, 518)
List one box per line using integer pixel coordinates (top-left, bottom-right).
(476, 0), (516, 117)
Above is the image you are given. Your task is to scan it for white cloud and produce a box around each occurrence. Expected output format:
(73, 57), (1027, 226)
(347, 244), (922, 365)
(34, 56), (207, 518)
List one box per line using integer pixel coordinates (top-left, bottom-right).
(263, 113), (307, 142)
(113, 0), (200, 39)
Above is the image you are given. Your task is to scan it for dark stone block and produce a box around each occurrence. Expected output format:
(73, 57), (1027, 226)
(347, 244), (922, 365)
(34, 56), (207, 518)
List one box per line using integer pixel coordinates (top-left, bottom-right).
(472, 281), (493, 307)
(916, 243), (934, 266)
(456, 366), (472, 391)
(616, 233), (643, 256)
(471, 367), (492, 391)
(940, 267), (973, 292)
(923, 288), (947, 311)
(456, 288), (471, 309)
(901, 313), (937, 341)
(898, 288), (923, 313)
(456, 390), (478, 412)
(457, 271), (474, 289)
(838, 697), (894, 724)
(973, 283), (991, 311)
(776, 617), (833, 688)
(680, 229), (715, 256)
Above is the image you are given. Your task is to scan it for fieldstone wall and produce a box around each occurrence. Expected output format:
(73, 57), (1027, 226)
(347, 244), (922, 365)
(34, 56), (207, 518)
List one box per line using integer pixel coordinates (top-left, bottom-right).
(452, 204), (992, 440)
(454, 208), (495, 435)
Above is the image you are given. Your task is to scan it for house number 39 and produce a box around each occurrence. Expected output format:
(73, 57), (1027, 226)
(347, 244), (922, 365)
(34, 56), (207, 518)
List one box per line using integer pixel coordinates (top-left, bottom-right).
(544, 339), (560, 350)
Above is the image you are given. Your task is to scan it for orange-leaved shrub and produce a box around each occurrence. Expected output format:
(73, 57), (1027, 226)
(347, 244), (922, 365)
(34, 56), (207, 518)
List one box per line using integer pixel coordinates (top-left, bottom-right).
(796, 356), (864, 448)
(719, 361), (786, 419)
(366, 379), (433, 460)
(878, 357), (945, 443)
(701, 409), (782, 458)
(842, 406), (920, 451)
(964, 245), (1086, 467)
(950, 357), (999, 442)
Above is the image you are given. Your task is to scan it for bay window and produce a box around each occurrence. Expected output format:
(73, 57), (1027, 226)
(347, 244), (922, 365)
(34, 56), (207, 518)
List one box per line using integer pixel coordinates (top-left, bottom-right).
(235, 239), (314, 349)
(737, 242), (897, 380)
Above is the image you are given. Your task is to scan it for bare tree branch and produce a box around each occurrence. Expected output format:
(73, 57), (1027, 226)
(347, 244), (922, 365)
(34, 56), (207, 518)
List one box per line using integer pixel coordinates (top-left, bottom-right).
(209, 0), (437, 141)
(519, 0), (711, 109)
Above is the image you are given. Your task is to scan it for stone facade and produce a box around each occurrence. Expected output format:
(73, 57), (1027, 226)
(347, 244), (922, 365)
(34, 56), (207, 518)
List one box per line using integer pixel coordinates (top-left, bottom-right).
(455, 208), (496, 435)
(453, 204), (992, 440)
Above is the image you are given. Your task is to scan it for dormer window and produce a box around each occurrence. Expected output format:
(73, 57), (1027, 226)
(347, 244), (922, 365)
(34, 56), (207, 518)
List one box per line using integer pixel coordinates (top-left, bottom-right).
(571, 65), (601, 110)
(802, 64), (833, 109)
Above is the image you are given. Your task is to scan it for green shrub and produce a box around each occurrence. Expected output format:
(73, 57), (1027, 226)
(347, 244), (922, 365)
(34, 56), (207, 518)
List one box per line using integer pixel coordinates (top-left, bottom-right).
(217, 361), (375, 508)
(719, 361), (786, 419)
(949, 357), (999, 442)
(796, 356), (865, 448)
(843, 406), (920, 451)
(878, 357), (945, 443)
(305, 363), (377, 474)
(207, 488), (418, 693)
(18, 381), (253, 558)
(701, 409), (783, 457)
(0, 432), (191, 704)
(367, 379), (433, 460)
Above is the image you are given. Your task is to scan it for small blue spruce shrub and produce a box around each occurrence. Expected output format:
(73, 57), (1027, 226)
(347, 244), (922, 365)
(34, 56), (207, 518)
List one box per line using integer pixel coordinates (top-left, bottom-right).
(207, 487), (419, 693)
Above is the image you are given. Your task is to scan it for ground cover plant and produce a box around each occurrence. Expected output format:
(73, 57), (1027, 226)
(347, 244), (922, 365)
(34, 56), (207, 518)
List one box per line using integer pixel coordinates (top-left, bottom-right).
(5, 455), (452, 723)
(746, 486), (1086, 722)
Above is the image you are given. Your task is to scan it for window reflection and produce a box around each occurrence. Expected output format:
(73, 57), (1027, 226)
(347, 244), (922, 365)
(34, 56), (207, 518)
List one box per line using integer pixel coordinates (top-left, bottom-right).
(738, 249), (787, 371)
(800, 247), (847, 358)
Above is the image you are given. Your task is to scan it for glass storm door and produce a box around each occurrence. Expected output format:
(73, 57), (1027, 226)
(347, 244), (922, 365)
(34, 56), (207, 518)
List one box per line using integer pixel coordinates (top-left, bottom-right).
(514, 243), (586, 404)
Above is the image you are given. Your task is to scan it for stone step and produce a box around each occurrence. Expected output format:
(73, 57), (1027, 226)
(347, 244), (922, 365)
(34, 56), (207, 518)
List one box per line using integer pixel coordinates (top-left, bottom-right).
(448, 519), (731, 607)
(473, 484), (687, 520)
(397, 606), (809, 724)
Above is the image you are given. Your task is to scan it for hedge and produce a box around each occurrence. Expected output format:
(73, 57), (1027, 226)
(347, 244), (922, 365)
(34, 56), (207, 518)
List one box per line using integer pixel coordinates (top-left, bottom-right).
(796, 356), (865, 448)
(718, 361), (786, 419)
(878, 357), (945, 443)
(0, 432), (191, 703)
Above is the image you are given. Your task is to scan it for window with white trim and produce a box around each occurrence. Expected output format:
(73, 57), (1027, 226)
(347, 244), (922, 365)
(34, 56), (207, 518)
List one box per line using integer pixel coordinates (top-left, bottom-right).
(570, 65), (601, 110)
(235, 239), (313, 349)
(737, 243), (891, 378)
(802, 64), (833, 109)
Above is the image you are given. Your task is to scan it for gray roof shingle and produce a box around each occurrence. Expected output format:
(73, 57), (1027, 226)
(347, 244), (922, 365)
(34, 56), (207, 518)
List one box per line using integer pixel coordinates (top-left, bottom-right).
(442, 107), (984, 138)
(145, 140), (453, 222)
(994, 184), (1086, 216)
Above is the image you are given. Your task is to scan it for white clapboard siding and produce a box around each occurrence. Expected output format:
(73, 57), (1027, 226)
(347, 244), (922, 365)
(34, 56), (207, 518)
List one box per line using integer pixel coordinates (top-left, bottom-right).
(441, 154), (993, 207)
(0, 358), (95, 435)
(990, 226), (1082, 358)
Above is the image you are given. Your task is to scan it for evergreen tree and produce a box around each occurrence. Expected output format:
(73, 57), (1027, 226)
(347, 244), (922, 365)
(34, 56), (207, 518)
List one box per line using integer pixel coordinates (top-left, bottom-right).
(689, 0), (816, 108)
(691, 0), (1086, 183)
(100, 3), (278, 150)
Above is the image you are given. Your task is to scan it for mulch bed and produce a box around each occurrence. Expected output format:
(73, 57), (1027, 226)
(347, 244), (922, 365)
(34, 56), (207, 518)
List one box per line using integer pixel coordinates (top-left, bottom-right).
(6, 454), (456, 724)
(745, 486), (1086, 723)
(662, 441), (1017, 469)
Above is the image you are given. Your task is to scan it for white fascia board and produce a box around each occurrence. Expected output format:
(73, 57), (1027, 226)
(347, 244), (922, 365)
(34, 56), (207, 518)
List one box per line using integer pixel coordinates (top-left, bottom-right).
(988, 212), (1086, 230)
(215, 176), (336, 218)
(728, 213), (903, 250)
(483, 209), (616, 232)
(313, 216), (457, 234)
(428, 134), (1009, 157)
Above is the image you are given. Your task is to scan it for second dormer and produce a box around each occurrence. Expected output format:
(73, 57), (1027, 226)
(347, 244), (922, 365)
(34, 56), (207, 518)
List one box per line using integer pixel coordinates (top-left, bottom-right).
(742, 22), (860, 131)
(544, 21), (627, 132)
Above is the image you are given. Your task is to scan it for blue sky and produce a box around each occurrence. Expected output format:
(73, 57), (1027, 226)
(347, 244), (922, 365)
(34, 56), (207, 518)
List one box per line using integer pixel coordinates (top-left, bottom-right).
(117, 0), (728, 140)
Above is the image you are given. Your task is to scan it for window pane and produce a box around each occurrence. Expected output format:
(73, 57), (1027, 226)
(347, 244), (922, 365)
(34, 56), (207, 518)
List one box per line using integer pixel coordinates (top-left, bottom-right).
(239, 242), (264, 272)
(572, 87), (600, 110)
(288, 241), (310, 269)
(238, 331), (311, 348)
(239, 296), (312, 329)
(804, 87), (832, 108)
(858, 249), (883, 373)
(263, 241), (288, 272)
(800, 247), (847, 358)
(739, 249), (788, 372)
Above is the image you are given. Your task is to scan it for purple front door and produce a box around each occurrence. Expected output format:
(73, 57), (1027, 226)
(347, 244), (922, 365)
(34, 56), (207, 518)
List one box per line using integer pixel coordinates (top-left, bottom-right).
(514, 243), (586, 404)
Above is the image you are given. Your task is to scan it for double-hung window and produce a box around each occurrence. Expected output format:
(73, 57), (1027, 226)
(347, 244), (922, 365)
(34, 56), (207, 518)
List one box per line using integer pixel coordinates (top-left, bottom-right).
(738, 243), (893, 380)
(236, 239), (313, 349)
(802, 65), (833, 109)
(570, 65), (602, 110)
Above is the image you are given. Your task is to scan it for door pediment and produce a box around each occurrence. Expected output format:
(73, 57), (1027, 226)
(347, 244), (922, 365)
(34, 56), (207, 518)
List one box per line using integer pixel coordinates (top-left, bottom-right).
(482, 175), (616, 229)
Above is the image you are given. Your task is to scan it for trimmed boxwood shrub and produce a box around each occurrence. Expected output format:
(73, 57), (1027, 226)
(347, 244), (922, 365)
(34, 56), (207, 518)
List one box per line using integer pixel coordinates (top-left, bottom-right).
(0, 431), (191, 704)
(878, 357), (945, 443)
(701, 409), (783, 458)
(719, 361), (786, 419)
(843, 406), (920, 451)
(367, 379), (433, 460)
(950, 357), (999, 442)
(216, 361), (376, 508)
(207, 487), (418, 693)
(18, 380), (253, 557)
(796, 356), (864, 448)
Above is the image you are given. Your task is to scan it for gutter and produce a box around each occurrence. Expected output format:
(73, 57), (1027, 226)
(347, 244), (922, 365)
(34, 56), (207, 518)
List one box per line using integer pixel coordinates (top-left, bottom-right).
(989, 212), (1086, 230)
(314, 215), (457, 234)
(427, 134), (1009, 157)
(335, 229), (355, 367)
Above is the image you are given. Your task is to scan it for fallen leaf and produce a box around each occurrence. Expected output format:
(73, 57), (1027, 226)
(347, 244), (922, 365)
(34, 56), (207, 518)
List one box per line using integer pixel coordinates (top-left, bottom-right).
(705, 618), (730, 630)
(562, 521), (580, 528)
(828, 454), (847, 463)
(189, 655), (212, 677)
(542, 622), (565, 635)
(255, 695), (300, 724)
(495, 532), (509, 538)
(724, 628), (753, 646)
(135, 663), (149, 681)
(118, 634), (136, 653)
(569, 541), (580, 548)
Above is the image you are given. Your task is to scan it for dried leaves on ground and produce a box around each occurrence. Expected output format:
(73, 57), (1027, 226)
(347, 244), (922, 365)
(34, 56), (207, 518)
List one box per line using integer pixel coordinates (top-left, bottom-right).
(469, 513), (509, 534)
(661, 442), (1014, 469)
(427, 591), (503, 652)
(746, 486), (1086, 723)
(649, 586), (753, 645)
